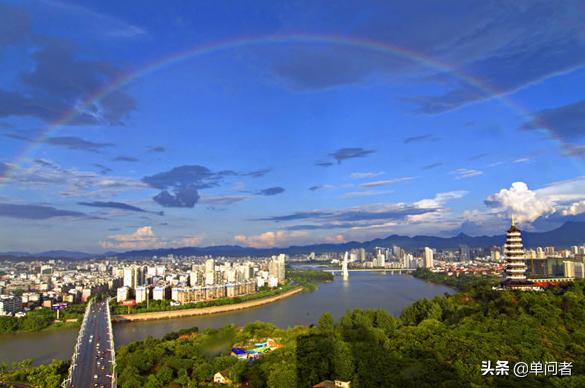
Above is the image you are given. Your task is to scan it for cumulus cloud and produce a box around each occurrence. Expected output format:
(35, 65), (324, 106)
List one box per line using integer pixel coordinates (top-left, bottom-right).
(324, 234), (346, 243)
(99, 226), (203, 249)
(485, 182), (554, 223)
(561, 200), (585, 216)
(234, 230), (308, 248)
(99, 226), (158, 249)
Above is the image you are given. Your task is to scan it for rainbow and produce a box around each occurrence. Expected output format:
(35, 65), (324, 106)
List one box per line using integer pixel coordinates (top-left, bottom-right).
(1, 33), (533, 186)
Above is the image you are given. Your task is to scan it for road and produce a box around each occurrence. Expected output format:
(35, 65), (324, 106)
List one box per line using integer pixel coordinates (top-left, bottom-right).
(68, 301), (114, 388)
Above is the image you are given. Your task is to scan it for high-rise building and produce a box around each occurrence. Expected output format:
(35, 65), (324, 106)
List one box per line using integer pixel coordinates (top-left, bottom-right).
(123, 265), (144, 289)
(459, 245), (470, 261)
(269, 254), (286, 283)
(423, 247), (434, 268)
(563, 261), (575, 278)
(205, 258), (215, 273)
(504, 218), (527, 283)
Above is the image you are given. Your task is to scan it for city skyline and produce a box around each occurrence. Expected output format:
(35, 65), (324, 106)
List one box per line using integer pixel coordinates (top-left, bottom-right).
(2, 1), (585, 252)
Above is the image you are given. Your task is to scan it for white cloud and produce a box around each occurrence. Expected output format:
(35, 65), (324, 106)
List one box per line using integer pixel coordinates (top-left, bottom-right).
(360, 177), (414, 188)
(485, 182), (554, 223)
(324, 234), (346, 243)
(513, 157), (532, 164)
(350, 171), (384, 179)
(13, 160), (146, 198)
(414, 190), (468, 209)
(42, 0), (147, 38)
(99, 226), (204, 250)
(561, 200), (585, 216)
(343, 190), (393, 198)
(450, 168), (483, 179)
(234, 230), (308, 248)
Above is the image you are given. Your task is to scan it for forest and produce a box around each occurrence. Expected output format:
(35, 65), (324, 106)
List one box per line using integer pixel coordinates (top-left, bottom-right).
(112, 279), (585, 387)
(2, 277), (584, 387)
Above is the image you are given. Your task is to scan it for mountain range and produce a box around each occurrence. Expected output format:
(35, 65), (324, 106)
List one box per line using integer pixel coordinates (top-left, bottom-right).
(2, 221), (584, 259)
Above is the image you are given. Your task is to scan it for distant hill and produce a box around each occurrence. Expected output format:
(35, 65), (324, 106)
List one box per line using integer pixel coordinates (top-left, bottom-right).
(116, 221), (585, 258)
(0, 250), (94, 259)
(2, 222), (584, 260)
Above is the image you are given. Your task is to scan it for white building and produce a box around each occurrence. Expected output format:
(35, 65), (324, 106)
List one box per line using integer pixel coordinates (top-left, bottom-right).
(563, 261), (575, 278)
(153, 286), (169, 300)
(269, 254), (286, 284)
(423, 247), (434, 269)
(116, 286), (131, 303)
(123, 265), (144, 289)
(135, 286), (148, 304)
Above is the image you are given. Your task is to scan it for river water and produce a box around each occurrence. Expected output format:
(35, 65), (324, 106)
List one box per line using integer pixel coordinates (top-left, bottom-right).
(0, 272), (453, 365)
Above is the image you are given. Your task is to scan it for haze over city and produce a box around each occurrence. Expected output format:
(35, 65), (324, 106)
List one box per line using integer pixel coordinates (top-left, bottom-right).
(1, 0), (585, 253)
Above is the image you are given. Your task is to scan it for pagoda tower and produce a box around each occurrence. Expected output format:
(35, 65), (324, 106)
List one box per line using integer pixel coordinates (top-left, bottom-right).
(504, 216), (527, 282)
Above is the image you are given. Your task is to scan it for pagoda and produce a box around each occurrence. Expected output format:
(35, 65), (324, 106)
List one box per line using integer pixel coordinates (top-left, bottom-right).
(501, 217), (535, 290)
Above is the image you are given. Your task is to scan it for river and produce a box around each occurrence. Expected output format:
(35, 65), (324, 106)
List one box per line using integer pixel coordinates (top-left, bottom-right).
(0, 272), (453, 365)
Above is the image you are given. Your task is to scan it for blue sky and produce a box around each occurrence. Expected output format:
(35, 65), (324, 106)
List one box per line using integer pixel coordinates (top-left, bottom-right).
(1, 0), (585, 252)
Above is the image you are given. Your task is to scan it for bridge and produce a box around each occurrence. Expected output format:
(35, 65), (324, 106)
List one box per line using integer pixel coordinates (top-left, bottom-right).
(63, 298), (116, 388)
(323, 268), (416, 274)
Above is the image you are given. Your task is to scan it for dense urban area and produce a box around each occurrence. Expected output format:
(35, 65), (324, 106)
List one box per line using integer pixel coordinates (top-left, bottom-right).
(2, 241), (585, 322)
(1, 221), (585, 387)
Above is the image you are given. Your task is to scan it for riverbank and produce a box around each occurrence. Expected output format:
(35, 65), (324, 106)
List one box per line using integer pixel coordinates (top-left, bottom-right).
(411, 268), (500, 291)
(112, 286), (304, 322)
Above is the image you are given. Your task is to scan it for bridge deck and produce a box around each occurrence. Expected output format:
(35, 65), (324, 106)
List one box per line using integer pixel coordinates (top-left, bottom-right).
(323, 268), (416, 273)
(64, 300), (115, 388)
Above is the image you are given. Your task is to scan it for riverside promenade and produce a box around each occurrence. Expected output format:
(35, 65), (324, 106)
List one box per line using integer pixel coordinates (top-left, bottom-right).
(112, 287), (303, 322)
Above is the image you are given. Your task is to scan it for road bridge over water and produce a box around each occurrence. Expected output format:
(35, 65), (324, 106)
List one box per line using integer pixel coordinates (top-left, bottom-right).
(63, 299), (116, 388)
(323, 268), (416, 274)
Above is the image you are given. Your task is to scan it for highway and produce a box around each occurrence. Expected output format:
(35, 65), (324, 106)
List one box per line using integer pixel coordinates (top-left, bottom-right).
(67, 300), (114, 388)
